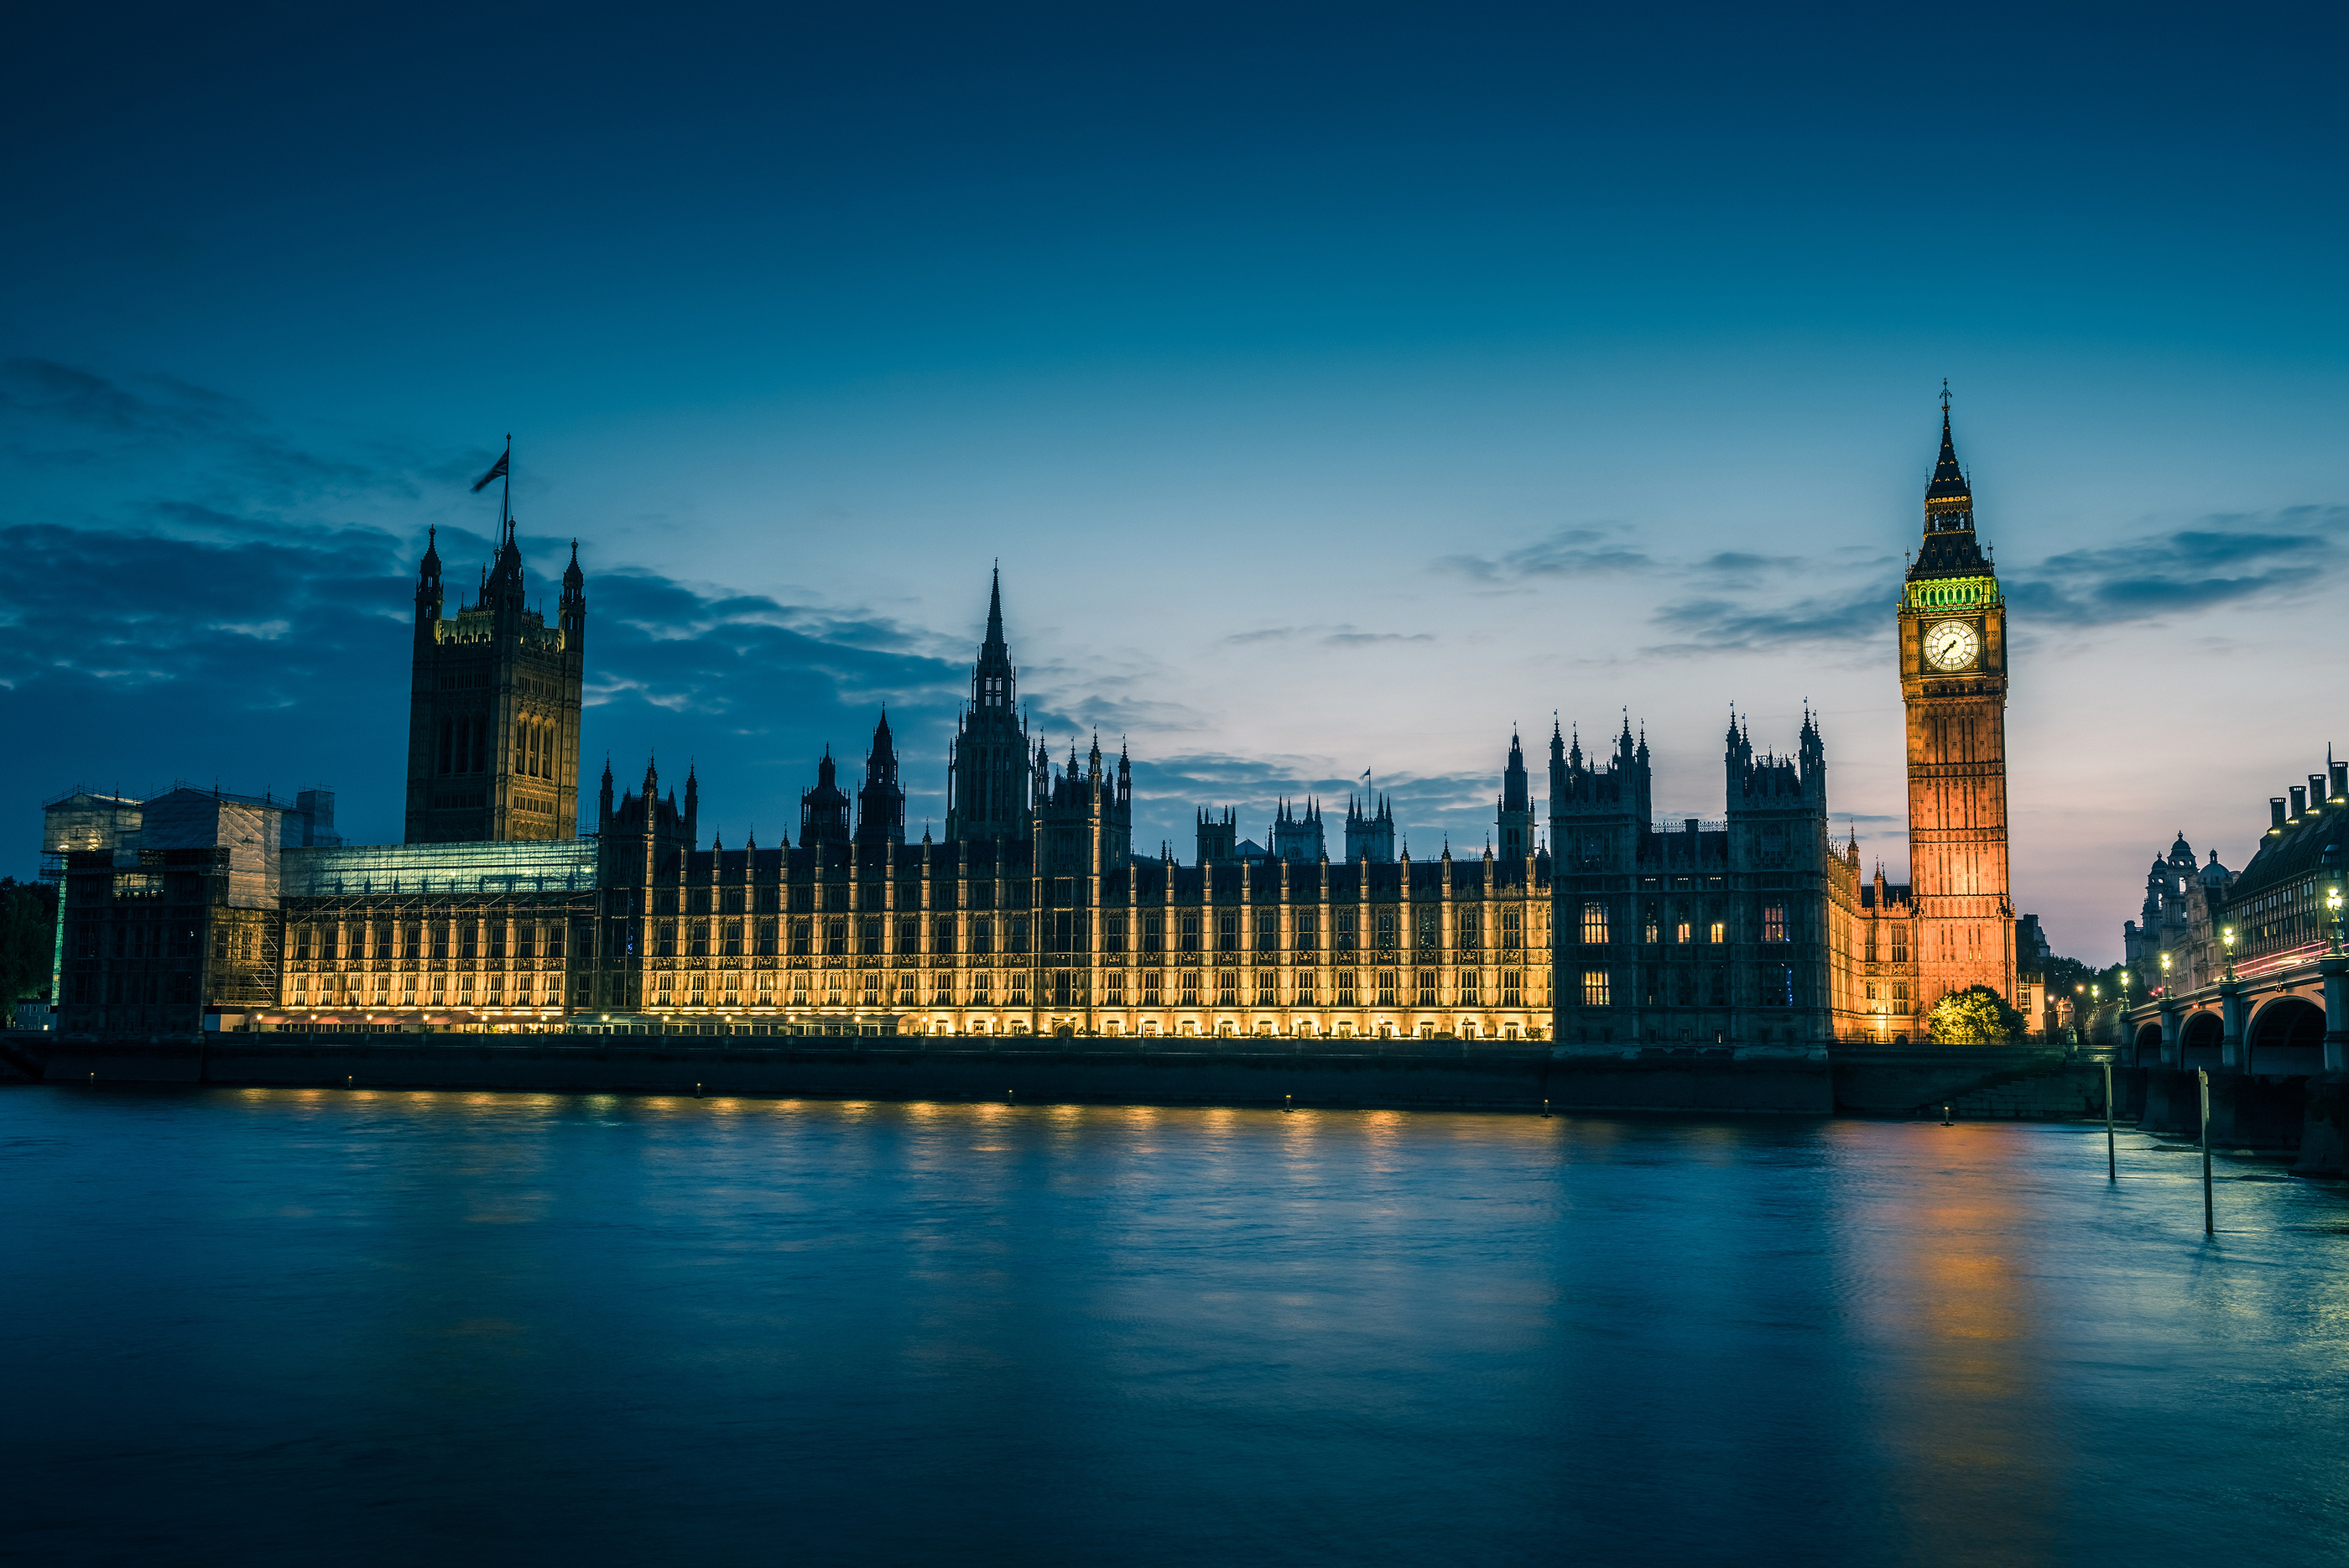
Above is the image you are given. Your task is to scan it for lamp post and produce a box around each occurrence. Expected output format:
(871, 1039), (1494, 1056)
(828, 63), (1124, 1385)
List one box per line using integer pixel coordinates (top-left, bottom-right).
(2328, 885), (2343, 956)
(2074, 982), (2086, 1052)
(2221, 926), (2236, 982)
(2159, 950), (2171, 992)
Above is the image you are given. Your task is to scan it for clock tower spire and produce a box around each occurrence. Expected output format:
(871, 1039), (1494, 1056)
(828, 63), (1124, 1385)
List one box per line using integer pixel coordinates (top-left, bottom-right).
(1898, 389), (2016, 1020)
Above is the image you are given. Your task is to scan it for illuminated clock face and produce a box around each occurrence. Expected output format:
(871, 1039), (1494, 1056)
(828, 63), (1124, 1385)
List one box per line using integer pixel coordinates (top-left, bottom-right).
(1925, 620), (1980, 671)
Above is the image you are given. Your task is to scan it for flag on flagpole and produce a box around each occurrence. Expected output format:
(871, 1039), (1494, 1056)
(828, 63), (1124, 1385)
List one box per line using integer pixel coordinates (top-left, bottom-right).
(1360, 768), (1371, 781)
(470, 450), (509, 492)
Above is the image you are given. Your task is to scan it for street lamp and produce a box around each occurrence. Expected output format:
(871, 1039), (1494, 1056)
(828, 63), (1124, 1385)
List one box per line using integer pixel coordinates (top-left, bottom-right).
(2221, 925), (2237, 982)
(2159, 950), (2172, 995)
(2329, 885), (2344, 956)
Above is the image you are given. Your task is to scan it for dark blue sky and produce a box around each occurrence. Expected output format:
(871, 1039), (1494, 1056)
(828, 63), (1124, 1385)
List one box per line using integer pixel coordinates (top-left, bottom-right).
(4, 3), (2343, 956)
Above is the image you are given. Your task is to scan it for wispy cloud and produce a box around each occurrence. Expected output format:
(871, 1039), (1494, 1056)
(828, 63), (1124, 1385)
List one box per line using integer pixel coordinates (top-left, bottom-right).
(2006, 514), (2342, 626)
(1434, 524), (1656, 583)
(1219, 623), (1435, 648)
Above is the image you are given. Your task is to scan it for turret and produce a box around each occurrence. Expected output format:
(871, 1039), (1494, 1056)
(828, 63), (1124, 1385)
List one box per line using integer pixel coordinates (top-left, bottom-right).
(855, 710), (906, 847)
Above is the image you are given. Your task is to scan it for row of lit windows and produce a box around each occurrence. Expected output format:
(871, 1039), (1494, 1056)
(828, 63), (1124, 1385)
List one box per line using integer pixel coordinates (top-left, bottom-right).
(651, 967), (1540, 1011)
(294, 971), (573, 1008)
(1577, 966), (1800, 1008)
(1577, 901), (1786, 945)
(292, 920), (567, 962)
(618, 908), (1537, 959)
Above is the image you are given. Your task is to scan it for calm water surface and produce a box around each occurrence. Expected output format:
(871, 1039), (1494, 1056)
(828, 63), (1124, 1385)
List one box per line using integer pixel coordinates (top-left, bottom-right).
(3, 1087), (2346, 1565)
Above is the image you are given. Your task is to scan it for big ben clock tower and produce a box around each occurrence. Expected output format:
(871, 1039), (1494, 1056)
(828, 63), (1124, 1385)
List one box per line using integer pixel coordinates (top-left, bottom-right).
(1899, 391), (2016, 1013)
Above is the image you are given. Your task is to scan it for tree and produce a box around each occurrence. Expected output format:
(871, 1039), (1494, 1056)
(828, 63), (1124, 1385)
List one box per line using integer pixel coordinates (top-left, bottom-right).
(0, 878), (58, 1014)
(1928, 983), (2029, 1045)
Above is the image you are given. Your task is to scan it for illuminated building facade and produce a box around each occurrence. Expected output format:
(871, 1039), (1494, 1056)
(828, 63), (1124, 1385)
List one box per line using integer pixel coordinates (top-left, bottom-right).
(572, 584), (1553, 1041)
(1896, 397), (2016, 1010)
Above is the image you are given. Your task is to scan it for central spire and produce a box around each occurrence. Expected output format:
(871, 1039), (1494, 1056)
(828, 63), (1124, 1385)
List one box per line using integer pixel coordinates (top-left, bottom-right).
(985, 563), (1005, 651)
(1925, 385), (1973, 533)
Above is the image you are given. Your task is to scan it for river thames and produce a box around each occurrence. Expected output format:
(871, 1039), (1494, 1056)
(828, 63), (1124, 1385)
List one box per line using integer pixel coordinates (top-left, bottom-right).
(3, 1088), (2345, 1565)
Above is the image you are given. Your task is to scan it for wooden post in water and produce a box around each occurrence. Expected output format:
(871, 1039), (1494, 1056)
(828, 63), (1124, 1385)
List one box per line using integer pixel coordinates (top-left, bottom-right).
(2197, 1068), (2213, 1237)
(2104, 1060), (2115, 1182)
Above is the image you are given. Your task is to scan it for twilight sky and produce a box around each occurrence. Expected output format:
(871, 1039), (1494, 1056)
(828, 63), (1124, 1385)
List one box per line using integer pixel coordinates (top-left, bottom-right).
(4, 2), (2344, 961)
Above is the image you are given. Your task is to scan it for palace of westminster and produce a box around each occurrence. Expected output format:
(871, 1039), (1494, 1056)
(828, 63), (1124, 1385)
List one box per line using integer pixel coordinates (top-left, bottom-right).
(46, 409), (2041, 1049)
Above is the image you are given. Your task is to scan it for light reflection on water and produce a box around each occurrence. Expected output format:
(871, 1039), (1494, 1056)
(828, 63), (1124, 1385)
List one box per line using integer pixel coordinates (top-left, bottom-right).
(3, 1088), (2345, 1566)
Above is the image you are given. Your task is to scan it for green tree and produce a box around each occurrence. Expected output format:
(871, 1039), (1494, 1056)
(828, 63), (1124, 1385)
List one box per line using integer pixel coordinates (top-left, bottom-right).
(1928, 983), (2028, 1044)
(0, 878), (58, 1013)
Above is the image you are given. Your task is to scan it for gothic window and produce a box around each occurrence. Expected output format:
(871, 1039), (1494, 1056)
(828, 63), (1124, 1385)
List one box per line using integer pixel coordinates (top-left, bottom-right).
(971, 918), (992, 955)
(1009, 917), (1029, 955)
(1459, 971), (1480, 1006)
(757, 888), (779, 914)
(1709, 967), (1727, 1006)
(1180, 971), (1201, 1006)
(1643, 904), (1659, 945)
(1217, 912), (1238, 952)
(1864, 930), (1878, 963)
(1217, 971), (1237, 1006)
(1336, 971), (1357, 1007)
(1417, 970), (1437, 1007)
(859, 919), (881, 955)
(1376, 909), (1398, 950)
(1143, 972), (1162, 1006)
(1581, 901), (1609, 945)
(1581, 969), (1610, 1007)
(931, 972), (953, 1006)
(826, 919), (847, 956)
(549, 924), (565, 960)
(1377, 970), (1398, 1007)
(1179, 912), (1201, 952)
(897, 918), (918, 954)
(1335, 910), (1357, 951)
(1295, 971), (1317, 1006)
(654, 922), (674, 958)
(1891, 929), (1908, 962)
(1106, 972), (1125, 1005)
(725, 921), (744, 958)
(1763, 904), (1787, 943)
(1105, 914), (1127, 953)
(1143, 913), (1163, 953)
(1295, 912), (1319, 951)
(1457, 912), (1480, 951)
(458, 922), (477, 961)
(1502, 971), (1522, 1008)
(723, 888), (745, 915)
(1501, 907), (1521, 951)
(932, 916), (955, 954)
(1255, 911), (1277, 951)
(514, 923), (534, 960)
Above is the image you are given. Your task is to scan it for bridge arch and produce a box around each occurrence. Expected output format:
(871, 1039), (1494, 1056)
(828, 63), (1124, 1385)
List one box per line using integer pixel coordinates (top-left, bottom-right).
(2133, 1022), (2165, 1066)
(2247, 996), (2324, 1075)
(2179, 1009), (2223, 1070)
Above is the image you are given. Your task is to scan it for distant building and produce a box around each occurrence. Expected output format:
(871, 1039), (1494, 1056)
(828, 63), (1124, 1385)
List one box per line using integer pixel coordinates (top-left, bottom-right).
(51, 786), (336, 1034)
(403, 519), (586, 844)
(2119, 758), (2344, 1074)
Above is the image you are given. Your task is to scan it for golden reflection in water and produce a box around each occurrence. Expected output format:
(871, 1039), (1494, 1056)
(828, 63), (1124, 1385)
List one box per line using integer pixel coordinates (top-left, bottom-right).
(1840, 1123), (2060, 1568)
